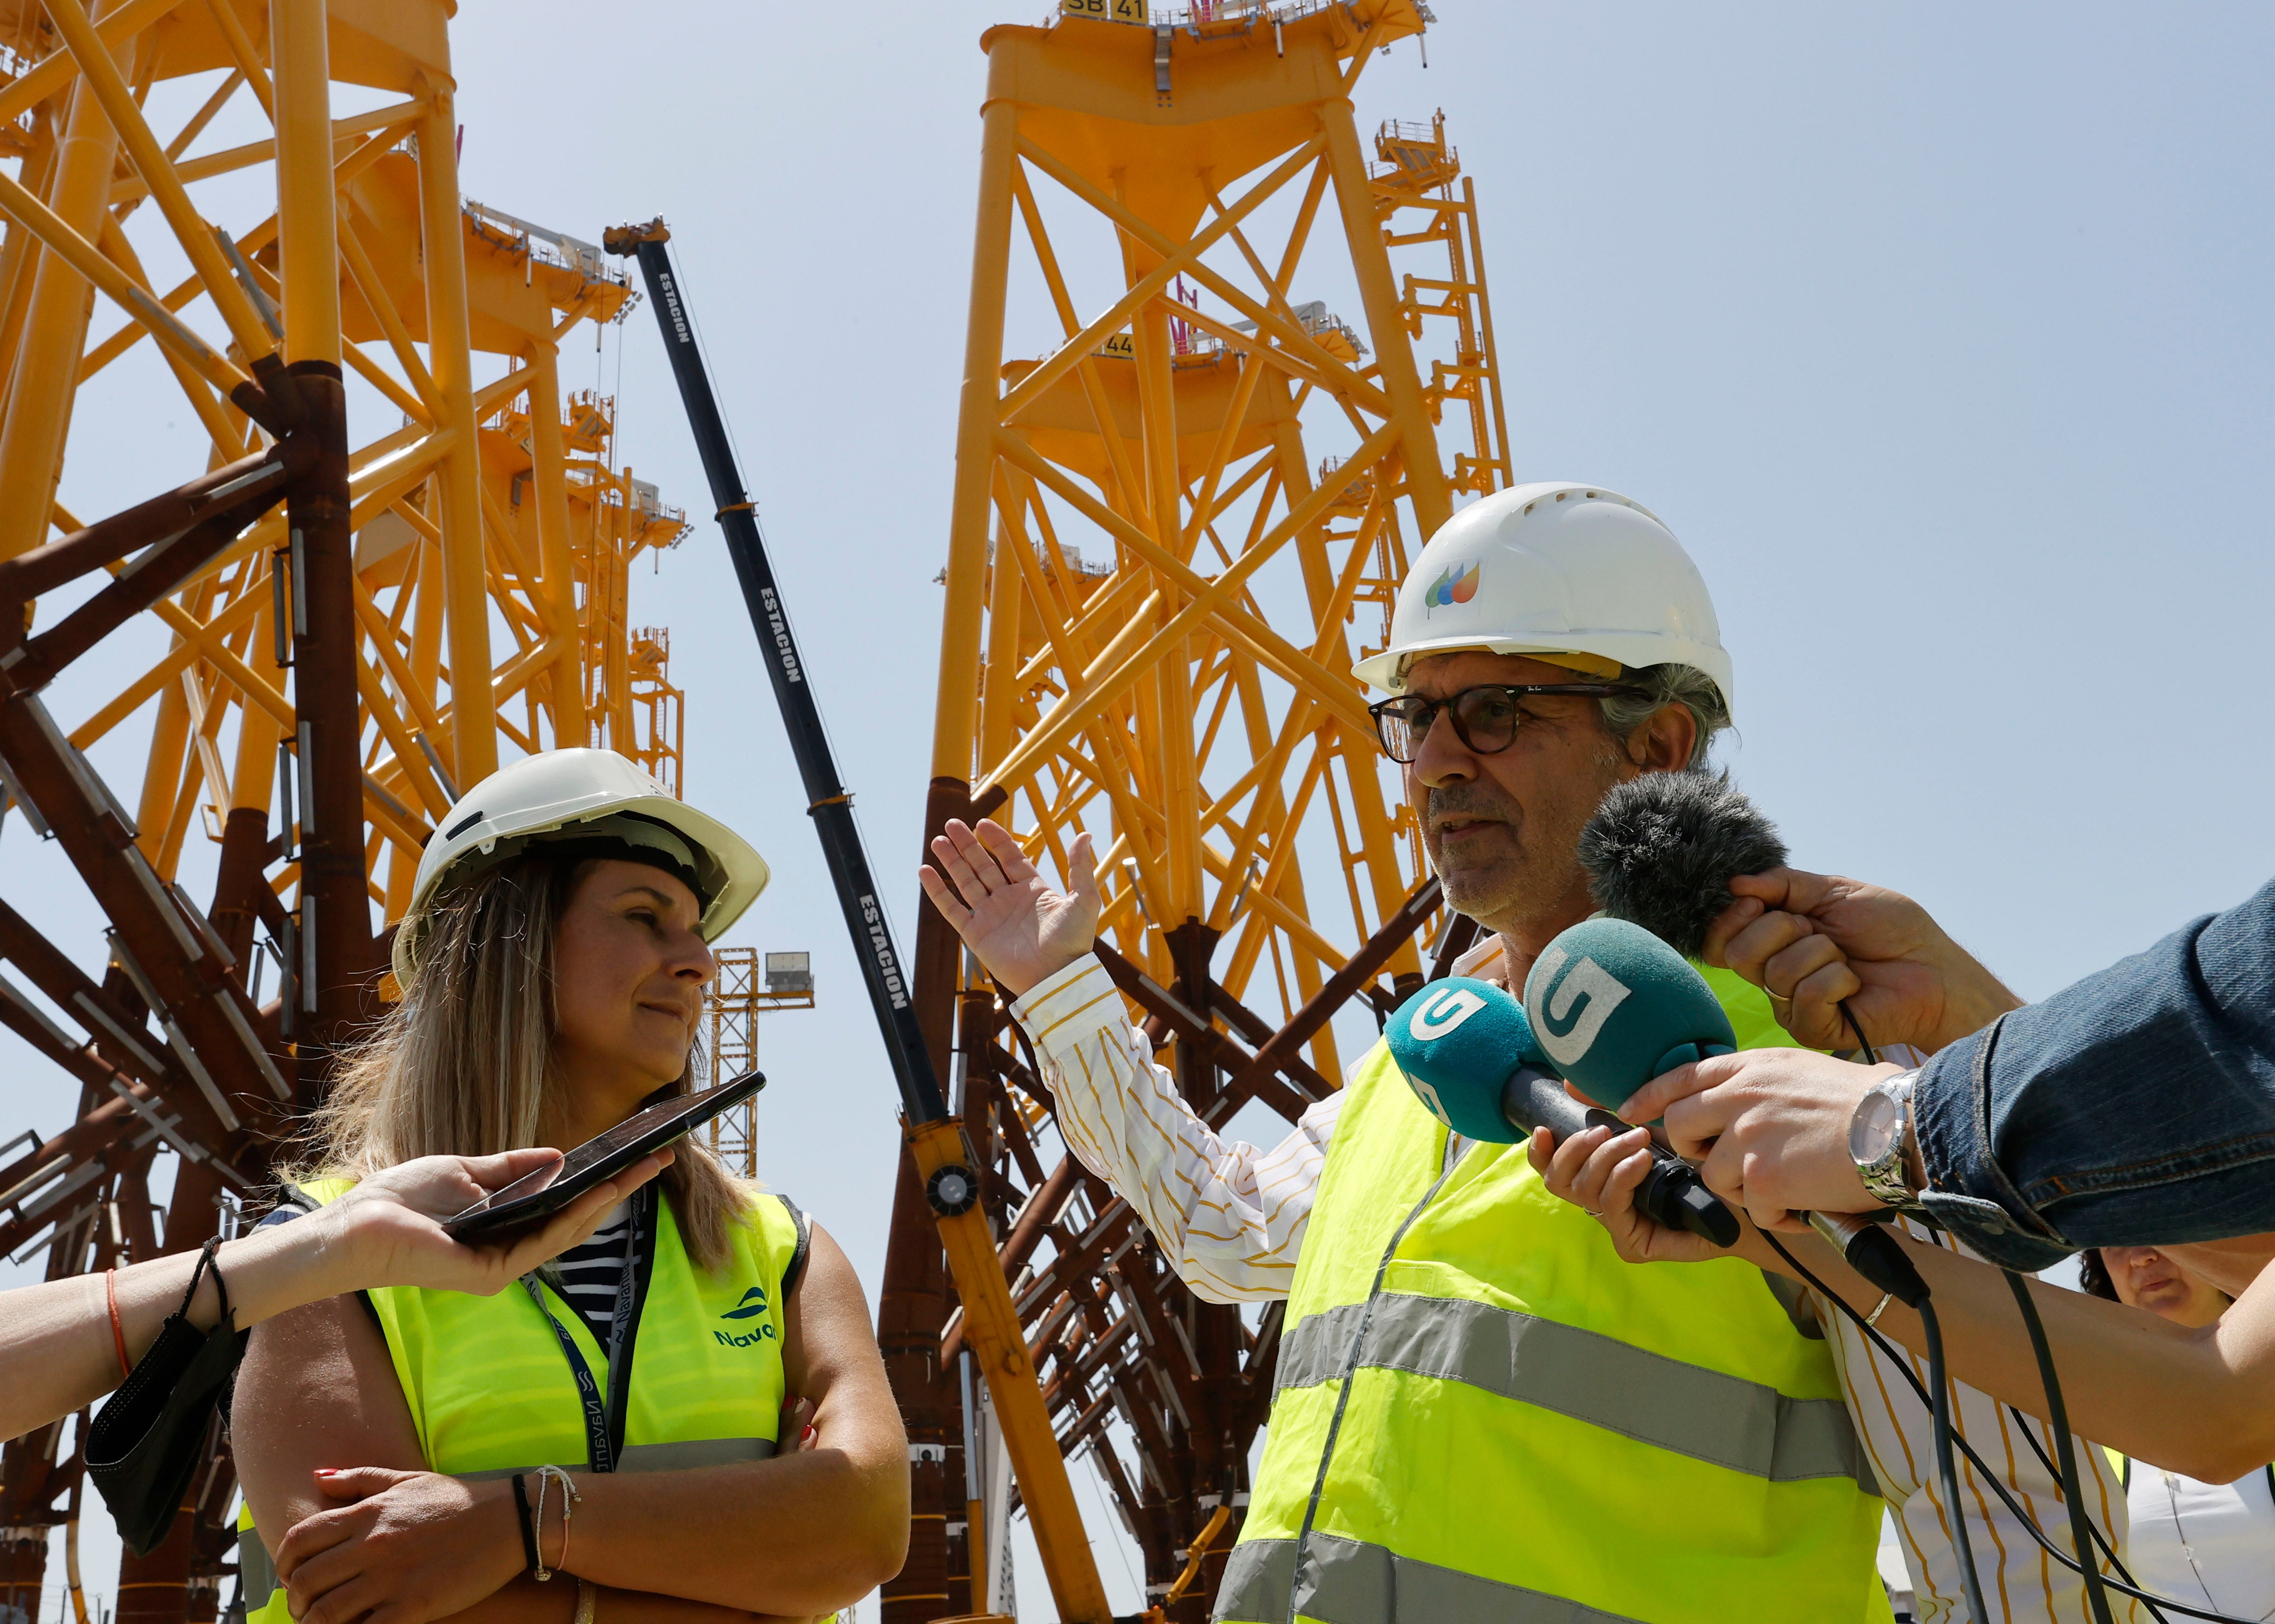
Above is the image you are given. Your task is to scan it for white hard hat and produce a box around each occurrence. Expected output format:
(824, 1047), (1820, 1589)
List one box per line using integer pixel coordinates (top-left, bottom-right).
(1352, 482), (1734, 715)
(391, 748), (769, 985)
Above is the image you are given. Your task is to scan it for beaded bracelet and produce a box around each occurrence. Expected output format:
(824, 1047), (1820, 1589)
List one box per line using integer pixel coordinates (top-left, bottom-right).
(532, 1465), (581, 1580)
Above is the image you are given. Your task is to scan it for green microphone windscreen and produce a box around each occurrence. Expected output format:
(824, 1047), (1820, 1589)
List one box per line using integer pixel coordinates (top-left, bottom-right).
(1520, 918), (1736, 1112)
(1385, 977), (1553, 1144)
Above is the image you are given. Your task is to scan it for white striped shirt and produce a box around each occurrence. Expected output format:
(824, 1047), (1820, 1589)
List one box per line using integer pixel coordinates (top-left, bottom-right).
(1011, 949), (2141, 1623)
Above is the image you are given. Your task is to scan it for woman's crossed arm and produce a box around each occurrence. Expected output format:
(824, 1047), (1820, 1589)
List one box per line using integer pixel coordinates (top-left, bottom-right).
(233, 1222), (907, 1624)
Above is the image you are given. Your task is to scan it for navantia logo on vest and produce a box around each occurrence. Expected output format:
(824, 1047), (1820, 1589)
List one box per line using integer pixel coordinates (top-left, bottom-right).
(1529, 946), (1631, 1071)
(715, 1286), (777, 1347)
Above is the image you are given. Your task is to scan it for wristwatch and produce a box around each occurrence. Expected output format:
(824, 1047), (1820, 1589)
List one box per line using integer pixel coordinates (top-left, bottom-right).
(1849, 1070), (1921, 1209)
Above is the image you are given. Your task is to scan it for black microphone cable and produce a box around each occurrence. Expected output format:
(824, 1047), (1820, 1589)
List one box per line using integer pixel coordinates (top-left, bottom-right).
(1798, 1212), (1989, 1624)
(1781, 990), (1980, 1620)
(1838, 998), (1878, 1066)
(1842, 1002), (2114, 1624)
(1758, 1228), (2268, 1624)
(1915, 1223), (2156, 1619)
(2007, 1269), (2119, 1624)
(1914, 1294), (1991, 1624)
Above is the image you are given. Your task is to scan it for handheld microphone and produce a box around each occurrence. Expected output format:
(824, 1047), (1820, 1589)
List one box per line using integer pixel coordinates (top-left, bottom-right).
(1524, 914), (1925, 1304)
(1578, 771), (1876, 1066)
(1386, 977), (1740, 1247)
(1519, 916), (1738, 1106)
(1577, 772), (1787, 960)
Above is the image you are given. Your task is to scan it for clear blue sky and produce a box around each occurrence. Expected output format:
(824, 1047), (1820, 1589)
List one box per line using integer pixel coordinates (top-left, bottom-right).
(2, 3), (2269, 1617)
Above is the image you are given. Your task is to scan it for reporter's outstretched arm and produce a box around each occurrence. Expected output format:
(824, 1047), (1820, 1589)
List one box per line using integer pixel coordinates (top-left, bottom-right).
(1765, 1223), (2275, 1486)
(1909, 873), (2275, 1269)
(1620, 1049), (1906, 1231)
(0, 1148), (666, 1445)
(1634, 875), (2275, 1269)
(1539, 1115), (2275, 1485)
(1701, 867), (2020, 1054)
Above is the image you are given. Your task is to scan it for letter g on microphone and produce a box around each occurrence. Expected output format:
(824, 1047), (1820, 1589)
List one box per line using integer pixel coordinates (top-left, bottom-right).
(1521, 919), (1738, 1114)
(1386, 977), (1561, 1143)
(1526, 946), (1632, 1071)
(1408, 984), (1488, 1040)
(1403, 988), (1489, 1127)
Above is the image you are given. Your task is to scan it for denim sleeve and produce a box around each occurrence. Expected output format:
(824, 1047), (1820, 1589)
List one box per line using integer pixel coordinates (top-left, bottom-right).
(1912, 874), (2275, 1270)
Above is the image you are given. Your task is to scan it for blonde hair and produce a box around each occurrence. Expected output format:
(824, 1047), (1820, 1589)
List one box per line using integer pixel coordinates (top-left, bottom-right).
(297, 853), (749, 1271)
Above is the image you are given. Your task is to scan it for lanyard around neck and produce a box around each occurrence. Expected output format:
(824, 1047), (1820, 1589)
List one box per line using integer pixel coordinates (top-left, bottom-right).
(521, 1180), (660, 1473)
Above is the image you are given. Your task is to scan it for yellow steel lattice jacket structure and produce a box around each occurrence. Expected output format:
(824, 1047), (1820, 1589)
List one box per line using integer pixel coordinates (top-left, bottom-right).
(0, 3), (697, 1621)
(894, 1), (1511, 1619)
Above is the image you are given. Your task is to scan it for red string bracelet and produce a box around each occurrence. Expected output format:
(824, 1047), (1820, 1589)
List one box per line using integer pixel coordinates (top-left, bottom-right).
(104, 1269), (130, 1379)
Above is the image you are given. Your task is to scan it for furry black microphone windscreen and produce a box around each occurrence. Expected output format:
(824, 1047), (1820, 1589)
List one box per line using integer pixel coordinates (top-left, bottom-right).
(1577, 774), (1788, 960)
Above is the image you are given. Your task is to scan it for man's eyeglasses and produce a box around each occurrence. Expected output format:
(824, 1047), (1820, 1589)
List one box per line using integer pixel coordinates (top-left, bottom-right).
(1367, 683), (1642, 764)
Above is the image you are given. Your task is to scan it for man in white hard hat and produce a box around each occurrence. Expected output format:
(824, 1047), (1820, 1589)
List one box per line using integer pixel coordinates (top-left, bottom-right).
(920, 484), (2123, 1623)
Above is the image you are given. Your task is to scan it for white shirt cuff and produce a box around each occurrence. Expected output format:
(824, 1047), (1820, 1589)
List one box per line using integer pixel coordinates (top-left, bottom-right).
(1008, 955), (1129, 1062)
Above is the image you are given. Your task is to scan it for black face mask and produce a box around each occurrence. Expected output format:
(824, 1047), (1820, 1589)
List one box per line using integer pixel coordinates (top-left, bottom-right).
(88, 1237), (250, 1556)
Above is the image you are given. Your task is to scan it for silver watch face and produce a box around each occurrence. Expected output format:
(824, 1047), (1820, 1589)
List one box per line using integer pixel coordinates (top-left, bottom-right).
(1851, 1087), (1903, 1165)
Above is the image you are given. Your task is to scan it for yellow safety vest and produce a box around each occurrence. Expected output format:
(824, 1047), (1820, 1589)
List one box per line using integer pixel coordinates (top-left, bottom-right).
(1219, 968), (1892, 1624)
(238, 1180), (805, 1623)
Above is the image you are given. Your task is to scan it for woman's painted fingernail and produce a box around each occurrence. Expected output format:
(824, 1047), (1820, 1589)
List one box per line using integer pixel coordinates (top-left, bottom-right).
(802, 1424), (816, 1442)
(314, 1468), (337, 1477)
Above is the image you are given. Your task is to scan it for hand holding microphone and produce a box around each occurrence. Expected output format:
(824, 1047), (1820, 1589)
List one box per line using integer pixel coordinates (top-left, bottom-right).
(1574, 769), (1947, 1301)
(1519, 904), (1926, 1312)
(1577, 769), (2021, 1055)
(1386, 974), (1742, 1251)
(1706, 869), (2023, 1057)
(1617, 1049), (1914, 1232)
(1576, 773), (1925, 1235)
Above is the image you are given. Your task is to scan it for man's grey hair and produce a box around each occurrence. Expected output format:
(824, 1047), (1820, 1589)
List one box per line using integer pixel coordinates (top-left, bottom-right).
(1596, 664), (1730, 771)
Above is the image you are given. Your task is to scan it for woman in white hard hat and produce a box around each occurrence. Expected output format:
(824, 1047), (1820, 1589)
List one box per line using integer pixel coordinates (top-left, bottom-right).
(232, 749), (908, 1624)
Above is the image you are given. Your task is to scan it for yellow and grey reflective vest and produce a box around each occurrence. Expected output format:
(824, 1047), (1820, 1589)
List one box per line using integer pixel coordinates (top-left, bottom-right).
(238, 1180), (807, 1623)
(1218, 968), (1891, 1624)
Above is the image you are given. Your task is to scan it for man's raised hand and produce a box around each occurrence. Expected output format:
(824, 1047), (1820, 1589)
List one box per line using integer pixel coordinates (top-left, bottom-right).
(917, 818), (1100, 997)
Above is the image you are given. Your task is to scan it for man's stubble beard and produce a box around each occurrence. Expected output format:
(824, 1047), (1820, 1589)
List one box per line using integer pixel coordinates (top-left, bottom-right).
(1424, 744), (1629, 939)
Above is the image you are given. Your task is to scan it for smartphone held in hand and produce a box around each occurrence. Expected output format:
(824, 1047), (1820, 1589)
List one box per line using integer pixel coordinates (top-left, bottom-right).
(442, 1072), (767, 1244)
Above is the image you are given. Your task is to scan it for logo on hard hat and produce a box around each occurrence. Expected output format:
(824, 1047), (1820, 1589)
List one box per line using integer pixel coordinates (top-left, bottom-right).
(1422, 561), (1480, 615)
